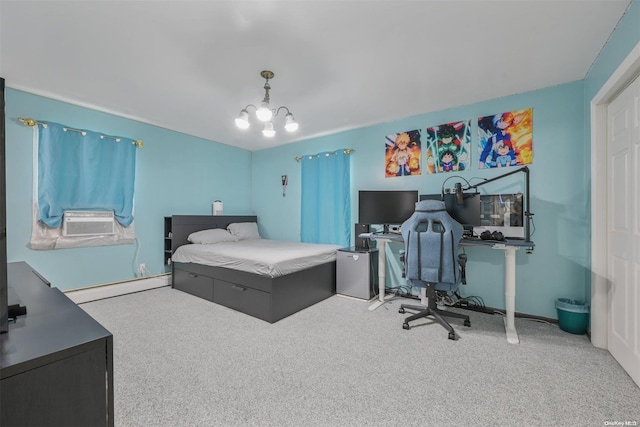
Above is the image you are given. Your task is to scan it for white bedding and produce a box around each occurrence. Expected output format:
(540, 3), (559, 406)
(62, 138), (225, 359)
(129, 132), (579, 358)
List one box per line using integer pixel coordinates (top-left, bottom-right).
(171, 239), (341, 278)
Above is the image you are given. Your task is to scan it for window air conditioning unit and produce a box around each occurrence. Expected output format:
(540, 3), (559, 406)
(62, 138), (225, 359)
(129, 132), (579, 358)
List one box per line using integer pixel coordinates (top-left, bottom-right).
(62, 211), (116, 237)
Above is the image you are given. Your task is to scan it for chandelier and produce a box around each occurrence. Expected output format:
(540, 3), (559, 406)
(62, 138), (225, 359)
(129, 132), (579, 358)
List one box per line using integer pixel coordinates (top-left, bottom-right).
(234, 70), (299, 137)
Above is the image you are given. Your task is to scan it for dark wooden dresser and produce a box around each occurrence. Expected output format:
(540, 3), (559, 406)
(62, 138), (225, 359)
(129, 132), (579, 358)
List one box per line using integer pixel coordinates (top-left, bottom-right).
(0, 262), (114, 427)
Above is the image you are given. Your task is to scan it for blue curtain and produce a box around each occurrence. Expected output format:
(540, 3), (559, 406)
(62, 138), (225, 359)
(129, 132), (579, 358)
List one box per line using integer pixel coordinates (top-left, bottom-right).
(301, 149), (351, 246)
(37, 122), (137, 228)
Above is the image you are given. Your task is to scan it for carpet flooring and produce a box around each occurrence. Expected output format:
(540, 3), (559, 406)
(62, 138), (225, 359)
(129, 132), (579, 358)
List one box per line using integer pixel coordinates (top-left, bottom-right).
(80, 287), (640, 426)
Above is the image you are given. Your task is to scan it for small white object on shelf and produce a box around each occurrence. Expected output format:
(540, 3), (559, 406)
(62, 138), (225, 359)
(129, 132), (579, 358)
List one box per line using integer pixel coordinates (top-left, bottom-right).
(213, 200), (223, 216)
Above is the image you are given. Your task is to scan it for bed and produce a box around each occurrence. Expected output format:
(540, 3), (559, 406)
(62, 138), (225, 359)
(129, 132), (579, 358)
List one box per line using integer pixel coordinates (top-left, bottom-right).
(169, 215), (339, 323)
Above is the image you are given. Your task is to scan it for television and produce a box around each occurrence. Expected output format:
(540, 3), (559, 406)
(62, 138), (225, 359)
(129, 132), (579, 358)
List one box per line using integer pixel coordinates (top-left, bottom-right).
(358, 190), (418, 230)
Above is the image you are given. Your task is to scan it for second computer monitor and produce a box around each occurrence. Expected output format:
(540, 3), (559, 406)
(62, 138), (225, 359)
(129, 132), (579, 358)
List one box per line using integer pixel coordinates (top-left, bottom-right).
(419, 193), (481, 232)
(358, 190), (418, 226)
(443, 193), (481, 230)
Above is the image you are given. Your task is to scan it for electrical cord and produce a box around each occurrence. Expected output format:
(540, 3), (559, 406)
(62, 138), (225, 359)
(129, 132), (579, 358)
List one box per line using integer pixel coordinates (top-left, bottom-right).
(132, 237), (151, 278)
(447, 291), (486, 309)
(370, 253), (378, 297)
(385, 285), (413, 297)
(493, 310), (555, 325)
(529, 217), (536, 238)
(467, 176), (489, 187)
(133, 237), (142, 277)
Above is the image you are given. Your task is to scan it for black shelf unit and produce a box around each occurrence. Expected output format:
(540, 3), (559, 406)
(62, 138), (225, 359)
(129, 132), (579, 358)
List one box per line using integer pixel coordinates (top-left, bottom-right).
(164, 216), (172, 270)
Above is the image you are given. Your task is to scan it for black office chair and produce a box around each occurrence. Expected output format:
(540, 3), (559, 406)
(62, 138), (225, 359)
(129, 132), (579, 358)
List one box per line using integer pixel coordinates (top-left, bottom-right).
(398, 199), (470, 340)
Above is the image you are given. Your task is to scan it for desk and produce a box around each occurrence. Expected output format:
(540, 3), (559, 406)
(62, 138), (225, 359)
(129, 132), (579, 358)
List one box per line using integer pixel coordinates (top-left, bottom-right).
(361, 232), (534, 344)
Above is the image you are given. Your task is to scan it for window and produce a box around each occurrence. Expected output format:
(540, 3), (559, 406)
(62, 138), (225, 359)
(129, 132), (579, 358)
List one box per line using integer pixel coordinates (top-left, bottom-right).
(29, 121), (138, 249)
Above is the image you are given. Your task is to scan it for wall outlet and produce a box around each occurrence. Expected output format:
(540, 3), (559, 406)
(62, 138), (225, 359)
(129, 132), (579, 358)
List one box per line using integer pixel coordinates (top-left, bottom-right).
(138, 263), (146, 277)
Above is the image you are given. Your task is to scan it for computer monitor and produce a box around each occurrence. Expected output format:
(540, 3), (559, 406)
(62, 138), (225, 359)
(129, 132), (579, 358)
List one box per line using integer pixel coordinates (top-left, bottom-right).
(443, 193), (481, 232)
(418, 193), (441, 202)
(419, 193), (481, 235)
(358, 190), (418, 228)
(476, 193), (525, 239)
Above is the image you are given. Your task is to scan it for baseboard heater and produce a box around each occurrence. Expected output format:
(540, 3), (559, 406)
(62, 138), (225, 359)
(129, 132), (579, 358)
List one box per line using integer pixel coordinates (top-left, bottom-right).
(62, 210), (116, 237)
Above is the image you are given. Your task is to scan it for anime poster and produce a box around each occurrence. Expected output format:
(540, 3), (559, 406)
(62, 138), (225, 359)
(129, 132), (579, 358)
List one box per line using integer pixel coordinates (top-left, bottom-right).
(477, 108), (533, 169)
(424, 121), (471, 174)
(385, 130), (421, 177)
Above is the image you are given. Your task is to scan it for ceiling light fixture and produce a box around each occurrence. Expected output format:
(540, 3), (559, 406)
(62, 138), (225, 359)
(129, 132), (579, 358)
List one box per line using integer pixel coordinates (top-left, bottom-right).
(235, 70), (298, 138)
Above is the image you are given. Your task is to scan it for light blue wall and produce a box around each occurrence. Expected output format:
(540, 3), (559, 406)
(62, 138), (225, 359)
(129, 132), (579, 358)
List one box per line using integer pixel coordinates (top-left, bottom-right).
(5, 89), (253, 290)
(583, 1), (640, 300)
(253, 82), (587, 319)
(584, 0), (639, 100)
(252, 0), (640, 320)
(5, 0), (637, 314)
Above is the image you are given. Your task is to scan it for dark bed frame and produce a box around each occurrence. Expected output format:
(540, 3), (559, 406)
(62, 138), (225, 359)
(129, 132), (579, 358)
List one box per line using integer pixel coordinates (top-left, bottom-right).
(169, 215), (336, 323)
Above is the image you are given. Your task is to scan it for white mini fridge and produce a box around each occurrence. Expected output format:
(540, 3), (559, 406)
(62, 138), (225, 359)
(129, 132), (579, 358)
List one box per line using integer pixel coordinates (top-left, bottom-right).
(336, 247), (379, 300)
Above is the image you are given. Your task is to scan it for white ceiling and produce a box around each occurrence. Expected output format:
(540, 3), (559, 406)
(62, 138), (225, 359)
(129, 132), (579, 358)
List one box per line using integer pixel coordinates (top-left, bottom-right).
(0, 0), (632, 152)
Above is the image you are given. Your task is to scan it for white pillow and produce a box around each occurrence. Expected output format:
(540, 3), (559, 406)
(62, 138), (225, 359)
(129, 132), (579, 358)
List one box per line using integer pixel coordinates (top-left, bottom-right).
(227, 222), (261, 240)
(188, 228), (238, 244)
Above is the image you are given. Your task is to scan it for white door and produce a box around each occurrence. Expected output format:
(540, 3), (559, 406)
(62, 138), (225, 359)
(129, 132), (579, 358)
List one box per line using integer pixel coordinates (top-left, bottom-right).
(606, 74), (640, 386)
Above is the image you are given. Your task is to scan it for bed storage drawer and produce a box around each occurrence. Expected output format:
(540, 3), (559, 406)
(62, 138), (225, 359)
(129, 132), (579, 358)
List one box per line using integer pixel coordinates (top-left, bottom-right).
(173, 268), (214, 301)
(214, 279), (271, 322)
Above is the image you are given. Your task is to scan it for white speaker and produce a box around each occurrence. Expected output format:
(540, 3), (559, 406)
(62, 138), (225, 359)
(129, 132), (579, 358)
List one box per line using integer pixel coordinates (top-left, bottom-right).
(212, 200), (223, 216)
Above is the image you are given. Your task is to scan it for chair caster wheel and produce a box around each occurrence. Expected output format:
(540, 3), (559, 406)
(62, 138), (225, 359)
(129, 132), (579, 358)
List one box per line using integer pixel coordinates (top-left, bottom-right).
(448, 332), (456, 340)
(398, 308), (405, 314)
(464, 320), (471, 327)
(402, 323), (410, 330)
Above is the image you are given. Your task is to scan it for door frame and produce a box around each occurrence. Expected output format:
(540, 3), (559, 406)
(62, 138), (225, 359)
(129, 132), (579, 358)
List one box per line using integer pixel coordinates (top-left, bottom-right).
(590, 40), (640, 349)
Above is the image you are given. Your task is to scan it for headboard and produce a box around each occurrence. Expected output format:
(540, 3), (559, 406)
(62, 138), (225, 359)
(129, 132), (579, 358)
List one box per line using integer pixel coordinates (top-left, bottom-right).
(170, 215), (257, 254)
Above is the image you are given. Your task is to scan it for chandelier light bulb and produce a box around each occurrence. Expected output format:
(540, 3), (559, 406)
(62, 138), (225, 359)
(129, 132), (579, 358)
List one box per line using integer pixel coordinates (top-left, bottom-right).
(262, 121), (276, 137)
(235, 109), (250, 129)
(284, 113), (299, 132)
(256, 102), (273, 122)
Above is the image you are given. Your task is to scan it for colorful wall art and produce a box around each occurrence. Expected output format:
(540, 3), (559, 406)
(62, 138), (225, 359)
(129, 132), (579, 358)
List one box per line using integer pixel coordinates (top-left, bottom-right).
(477, 108), (533, 168)
(424, 121), (471, 174)
(385, 130), (422, 177)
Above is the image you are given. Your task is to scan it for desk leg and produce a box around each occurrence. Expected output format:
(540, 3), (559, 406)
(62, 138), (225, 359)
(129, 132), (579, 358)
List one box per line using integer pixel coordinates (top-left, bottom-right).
(503, 247), (520, 344)
(369, 239), (388, 311)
